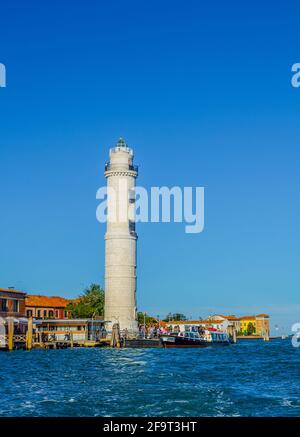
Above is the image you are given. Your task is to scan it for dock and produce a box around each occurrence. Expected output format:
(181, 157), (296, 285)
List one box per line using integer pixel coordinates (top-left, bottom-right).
(237, 335), (288, 341)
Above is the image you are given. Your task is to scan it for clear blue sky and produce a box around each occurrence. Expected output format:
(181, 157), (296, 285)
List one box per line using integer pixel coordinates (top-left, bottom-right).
(1, 0), (299, 334)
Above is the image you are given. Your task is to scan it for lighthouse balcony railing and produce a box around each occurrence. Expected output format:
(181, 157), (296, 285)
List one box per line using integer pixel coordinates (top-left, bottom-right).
(104, 163), (138, 172)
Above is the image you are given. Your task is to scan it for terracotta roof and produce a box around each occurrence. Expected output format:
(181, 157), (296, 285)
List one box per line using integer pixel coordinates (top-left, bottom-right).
(222, 315), (239, 321)
(168, 315), (269, 324)
(0, 287), (26, 295)
(168, 319), (222, 325)
(158, 320), (168, 327)
(209, 314), (239, 321)
(26, 295), (73, 308)
(239, 314), (269, 320)
(168, 320), (201, 325)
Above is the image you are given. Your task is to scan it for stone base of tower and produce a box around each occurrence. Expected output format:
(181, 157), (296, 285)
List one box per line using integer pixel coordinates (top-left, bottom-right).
(105, 317), (139, 339)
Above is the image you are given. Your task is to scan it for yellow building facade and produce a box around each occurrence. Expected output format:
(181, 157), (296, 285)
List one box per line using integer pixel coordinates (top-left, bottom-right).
(239, 314), (270, 337)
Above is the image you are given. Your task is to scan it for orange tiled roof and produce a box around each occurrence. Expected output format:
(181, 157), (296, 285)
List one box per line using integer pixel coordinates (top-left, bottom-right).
(168, 319), (221, 325)
(238, 315), (256, 320)
(158, 320), (168, 327)
(209, 314), (239, 321)
(0, 287), (26, 295)
(256, 313), (269, 317)
(26, 295), (73, 308)
(168, 320), (200, 325)
(222, 315), (239, 320)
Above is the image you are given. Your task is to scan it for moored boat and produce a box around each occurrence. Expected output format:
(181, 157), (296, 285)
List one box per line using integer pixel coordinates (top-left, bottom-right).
(160, 328), (231, 348)
(160, 331), (208, 348)
(203, 328), (230, 345)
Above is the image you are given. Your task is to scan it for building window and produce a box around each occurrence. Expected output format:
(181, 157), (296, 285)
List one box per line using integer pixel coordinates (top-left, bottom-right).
(55, 310), (59, 318)
(13, 300), (19, 313)
(27, 310), (33, 317)
(129, 220), (136, 233)
(37, 310), (41, 318)
(64, 311), (68, 318)
(43, 310), (47, 318)
(1, 299), (8, 312)
(49, 310), (54, 318)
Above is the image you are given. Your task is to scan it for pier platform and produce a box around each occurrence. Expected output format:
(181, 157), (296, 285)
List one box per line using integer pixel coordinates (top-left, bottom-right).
(32, 339), (110, 349)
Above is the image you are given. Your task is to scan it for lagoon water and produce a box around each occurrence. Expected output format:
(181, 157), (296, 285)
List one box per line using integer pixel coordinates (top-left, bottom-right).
(0, 340), (299, 417)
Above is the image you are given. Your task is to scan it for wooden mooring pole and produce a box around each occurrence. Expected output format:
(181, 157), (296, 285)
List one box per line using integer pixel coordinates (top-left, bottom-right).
(233, 328), (237, 343)
(7, 318), (14, 351)
(26, 317), (33, 350)
(110, 323), (121, 348)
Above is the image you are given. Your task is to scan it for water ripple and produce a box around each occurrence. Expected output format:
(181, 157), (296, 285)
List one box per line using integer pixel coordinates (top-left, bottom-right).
(0, 340), (299, 416)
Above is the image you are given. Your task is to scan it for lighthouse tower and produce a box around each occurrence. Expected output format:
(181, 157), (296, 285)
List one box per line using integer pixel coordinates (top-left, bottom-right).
(104, 138), (138, 335)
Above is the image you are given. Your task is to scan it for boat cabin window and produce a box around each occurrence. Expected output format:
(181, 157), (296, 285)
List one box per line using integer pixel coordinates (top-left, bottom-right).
(184, 332), (197, 340)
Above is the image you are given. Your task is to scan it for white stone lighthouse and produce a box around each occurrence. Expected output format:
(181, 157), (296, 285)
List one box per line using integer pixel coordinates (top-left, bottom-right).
(104, 138), (138, 335)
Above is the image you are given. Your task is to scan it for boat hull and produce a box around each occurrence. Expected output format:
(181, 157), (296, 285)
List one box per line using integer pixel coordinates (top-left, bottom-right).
(207, 341), (230, 346)
(160, 335), (208, 348)
(162, 343), (208, 348)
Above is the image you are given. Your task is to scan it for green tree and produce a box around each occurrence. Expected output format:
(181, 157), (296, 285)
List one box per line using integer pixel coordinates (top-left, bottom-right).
(137, 312), (157, 325)
(67, 284), (105, 318)
(164, 312), (173, 322)
(163, 313), (187, 322)
(247, 322), (256, 335)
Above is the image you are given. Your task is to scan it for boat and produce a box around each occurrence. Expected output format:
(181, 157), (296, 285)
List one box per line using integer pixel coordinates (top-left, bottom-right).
(160, 327), (231, 348)
(202, 328), (230, 345)
(160, 331), (208, 348)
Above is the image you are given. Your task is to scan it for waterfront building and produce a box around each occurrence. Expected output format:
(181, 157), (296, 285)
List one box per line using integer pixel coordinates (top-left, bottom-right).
(33, 318), (106, 342)
(255, 314), (270, 337)
(0, 288), (26, 318)
(208, 314), (240, 339)
(0, 288), (27, 349)
(238, 314), (270, 337)
(238, 315), (257, 334)
(104, 138), (139, 335)
(166, 314), (270, 340)
(26, 295), (72, 319)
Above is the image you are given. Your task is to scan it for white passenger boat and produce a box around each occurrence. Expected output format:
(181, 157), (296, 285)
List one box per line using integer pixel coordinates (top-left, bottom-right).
(160, 328), (230, 348)
(160, 331), (208, 348)
(203, 329), (230, 345)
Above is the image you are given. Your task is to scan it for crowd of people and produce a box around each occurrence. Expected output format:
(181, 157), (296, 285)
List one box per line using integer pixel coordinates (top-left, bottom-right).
(138, 323), (169, 339)
(137, 323), (207, 339)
